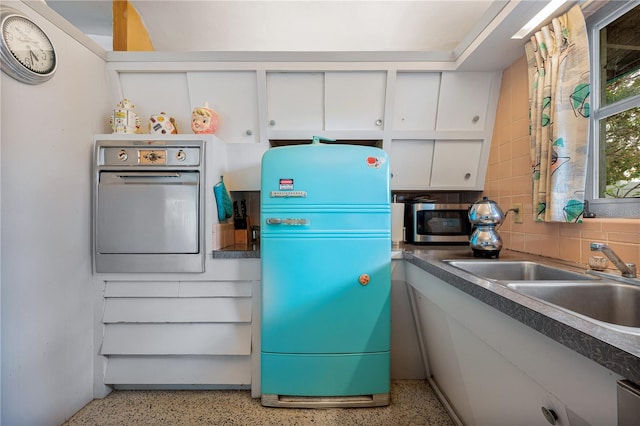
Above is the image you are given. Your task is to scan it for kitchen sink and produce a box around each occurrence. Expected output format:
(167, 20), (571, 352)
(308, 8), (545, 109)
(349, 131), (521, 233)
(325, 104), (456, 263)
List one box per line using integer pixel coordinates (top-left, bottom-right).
(444, 260), (597, 282)
(507, 282), (640, 328)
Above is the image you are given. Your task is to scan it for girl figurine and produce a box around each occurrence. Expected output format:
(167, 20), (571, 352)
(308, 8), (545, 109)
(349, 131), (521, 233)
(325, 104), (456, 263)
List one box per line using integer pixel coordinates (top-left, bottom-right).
(191, 102), (219, 134)
(109, 99), (141, 134)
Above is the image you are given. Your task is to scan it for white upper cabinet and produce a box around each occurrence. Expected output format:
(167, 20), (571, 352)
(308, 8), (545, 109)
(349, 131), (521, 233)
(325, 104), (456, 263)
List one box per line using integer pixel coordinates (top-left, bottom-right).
(388, 70), (499, 190)
(111, 61), (499, 191)
(187, 71), (259, 143)
(266, 71), (386, 133)
(267, 72), (324, 131)
(118, 72), (192, 133)
(393, 72), (440, 131)
(390, 139), (482, 190)
(116, 71), (259, 143)
(390, 139), (434, 190)
(436, 72), (494, 131)
(324, 71), (386, 130)
(430, 140), (482, 188)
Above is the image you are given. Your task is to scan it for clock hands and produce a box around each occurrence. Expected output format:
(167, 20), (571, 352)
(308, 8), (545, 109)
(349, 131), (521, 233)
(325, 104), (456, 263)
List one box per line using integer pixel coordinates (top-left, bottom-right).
(29, 49), (39, 62)
(8, 23), (49, 69)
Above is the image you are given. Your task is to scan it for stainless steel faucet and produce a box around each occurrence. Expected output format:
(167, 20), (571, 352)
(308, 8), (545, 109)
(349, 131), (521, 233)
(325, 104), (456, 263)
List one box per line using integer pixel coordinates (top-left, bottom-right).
(590, 242), (637, 278)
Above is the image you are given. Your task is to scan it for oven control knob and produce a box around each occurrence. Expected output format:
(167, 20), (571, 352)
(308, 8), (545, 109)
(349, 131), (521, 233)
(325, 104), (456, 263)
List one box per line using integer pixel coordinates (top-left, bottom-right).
(117, 150), (128, 161)
(176, 150), (186, 161)
(147, 152), (159, 162)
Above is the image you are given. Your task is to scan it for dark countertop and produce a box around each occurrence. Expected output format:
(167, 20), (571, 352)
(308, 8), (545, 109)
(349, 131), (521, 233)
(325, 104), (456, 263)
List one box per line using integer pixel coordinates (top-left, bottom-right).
(213, 243), (640, 384)
(212, 244), (260, 259)
(402, 246), (640, 386)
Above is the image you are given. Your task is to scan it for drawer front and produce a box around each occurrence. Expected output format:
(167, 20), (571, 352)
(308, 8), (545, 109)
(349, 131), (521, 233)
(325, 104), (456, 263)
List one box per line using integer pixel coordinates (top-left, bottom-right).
(105, 355), (251, 385)
(103, 297), (251, 323)
(102, 323), (251, 355)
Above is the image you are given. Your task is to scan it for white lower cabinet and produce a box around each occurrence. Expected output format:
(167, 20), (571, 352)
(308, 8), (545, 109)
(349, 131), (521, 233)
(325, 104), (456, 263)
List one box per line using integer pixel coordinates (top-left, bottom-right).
(100, 279), (253, 387)
(104, 355), (250, 385)
(390, 259), (426, 380)
(413, 293), (570, 425)
(406, 262), (621, 426)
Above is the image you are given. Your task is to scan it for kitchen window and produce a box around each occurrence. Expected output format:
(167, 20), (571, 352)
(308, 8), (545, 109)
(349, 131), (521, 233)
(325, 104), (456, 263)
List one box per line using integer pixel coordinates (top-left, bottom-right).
(585, 1), (640, 218)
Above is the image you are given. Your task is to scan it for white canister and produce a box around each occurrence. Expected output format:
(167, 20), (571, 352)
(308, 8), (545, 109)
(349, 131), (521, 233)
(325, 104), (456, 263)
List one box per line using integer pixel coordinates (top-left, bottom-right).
(391, 202), (405, 247)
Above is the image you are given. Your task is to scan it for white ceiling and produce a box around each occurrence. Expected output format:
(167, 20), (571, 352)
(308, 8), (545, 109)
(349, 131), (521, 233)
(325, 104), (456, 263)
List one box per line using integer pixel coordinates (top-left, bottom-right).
(43, 0), (579, 70)
(131, 0), (499, 52)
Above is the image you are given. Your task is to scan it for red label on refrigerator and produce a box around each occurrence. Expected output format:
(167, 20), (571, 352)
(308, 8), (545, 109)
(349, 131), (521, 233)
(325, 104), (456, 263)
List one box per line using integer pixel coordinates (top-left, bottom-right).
(279, 178), (294, 190)
(366, 156), (385, 169)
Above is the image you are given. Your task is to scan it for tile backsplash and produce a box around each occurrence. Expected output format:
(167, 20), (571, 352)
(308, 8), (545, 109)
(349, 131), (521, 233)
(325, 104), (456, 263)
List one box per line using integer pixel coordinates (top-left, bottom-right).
(484, 54), (640, 271)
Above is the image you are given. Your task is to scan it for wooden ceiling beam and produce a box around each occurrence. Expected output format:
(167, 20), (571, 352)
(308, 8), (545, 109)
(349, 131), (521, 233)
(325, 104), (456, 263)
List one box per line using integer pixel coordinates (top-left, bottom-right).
(113, 0), (154, 51)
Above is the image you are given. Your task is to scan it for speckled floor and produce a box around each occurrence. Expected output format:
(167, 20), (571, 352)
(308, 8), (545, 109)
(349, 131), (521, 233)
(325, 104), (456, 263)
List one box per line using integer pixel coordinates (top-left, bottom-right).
(63, 380), (454, 425)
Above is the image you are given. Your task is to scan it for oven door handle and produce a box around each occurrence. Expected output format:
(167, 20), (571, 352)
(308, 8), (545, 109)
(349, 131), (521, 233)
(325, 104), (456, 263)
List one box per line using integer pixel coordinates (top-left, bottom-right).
(116, 172), (182, 178)
(99, 171), (198, 185)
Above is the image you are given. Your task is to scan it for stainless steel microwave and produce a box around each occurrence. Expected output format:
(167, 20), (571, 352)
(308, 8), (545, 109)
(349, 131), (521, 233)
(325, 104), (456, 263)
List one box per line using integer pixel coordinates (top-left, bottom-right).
(405, 203), (472, 244)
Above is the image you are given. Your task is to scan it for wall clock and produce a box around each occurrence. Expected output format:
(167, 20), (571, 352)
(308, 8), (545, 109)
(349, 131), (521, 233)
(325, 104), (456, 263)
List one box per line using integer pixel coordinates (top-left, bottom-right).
(0, 6), (57, 84)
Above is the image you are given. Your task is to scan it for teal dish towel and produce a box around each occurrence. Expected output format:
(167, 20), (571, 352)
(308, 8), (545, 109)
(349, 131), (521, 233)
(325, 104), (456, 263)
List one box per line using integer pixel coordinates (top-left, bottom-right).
(214, 177), (233, 222)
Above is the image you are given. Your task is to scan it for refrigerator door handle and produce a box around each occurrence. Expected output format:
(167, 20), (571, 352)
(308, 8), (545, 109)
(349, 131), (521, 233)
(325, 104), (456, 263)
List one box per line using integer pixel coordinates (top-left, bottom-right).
(266, 218), (310, 226)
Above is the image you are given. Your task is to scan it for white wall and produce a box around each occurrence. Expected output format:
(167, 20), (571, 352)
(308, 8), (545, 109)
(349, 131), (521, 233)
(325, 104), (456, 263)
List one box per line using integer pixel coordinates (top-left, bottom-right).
(0, 26), (3, 422)
(0, 2), (109, 424)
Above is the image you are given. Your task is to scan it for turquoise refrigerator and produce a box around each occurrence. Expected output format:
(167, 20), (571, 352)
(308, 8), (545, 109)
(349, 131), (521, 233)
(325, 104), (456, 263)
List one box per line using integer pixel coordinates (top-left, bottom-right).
(260, 141), (391, 408)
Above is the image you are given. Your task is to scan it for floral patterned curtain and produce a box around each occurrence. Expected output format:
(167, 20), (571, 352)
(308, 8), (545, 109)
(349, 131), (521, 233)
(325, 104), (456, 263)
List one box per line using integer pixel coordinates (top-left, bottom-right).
(525, 5), (590, 223)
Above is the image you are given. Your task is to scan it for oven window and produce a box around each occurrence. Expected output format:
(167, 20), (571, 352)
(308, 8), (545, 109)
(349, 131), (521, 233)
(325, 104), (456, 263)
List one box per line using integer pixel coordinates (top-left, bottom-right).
(416, 211), (469, 235)
(97, 171), (200, 254)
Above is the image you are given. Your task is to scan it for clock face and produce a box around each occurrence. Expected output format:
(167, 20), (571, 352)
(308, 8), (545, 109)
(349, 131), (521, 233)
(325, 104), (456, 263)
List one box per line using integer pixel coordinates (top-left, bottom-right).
(2, 14), (56, 75)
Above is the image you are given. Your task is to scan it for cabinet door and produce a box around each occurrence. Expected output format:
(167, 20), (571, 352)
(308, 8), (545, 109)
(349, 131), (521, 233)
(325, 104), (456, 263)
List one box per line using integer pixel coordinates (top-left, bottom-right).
(436, 72), (494, 131)
(408, 263), (619, 426)
(393, 72), (440, 131)
(411, 278), (570, 426)
(447, 315), (570, 426)
(187, 71), (259, 143)
(325, 71), (386, 130)
(430, 140), (482, 188)
(224, 142), (267, 190)
(266, 72), (324, 131)
(391, 260), (425, 379)
(389, 139), (434, 190)
(412, 292), (474, 420)
(118, 72), (192, 133)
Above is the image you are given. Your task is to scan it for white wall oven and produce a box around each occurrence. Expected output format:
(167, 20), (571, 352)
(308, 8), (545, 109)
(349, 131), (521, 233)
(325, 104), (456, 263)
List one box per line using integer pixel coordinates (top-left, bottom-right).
(93, 139), (205, 273)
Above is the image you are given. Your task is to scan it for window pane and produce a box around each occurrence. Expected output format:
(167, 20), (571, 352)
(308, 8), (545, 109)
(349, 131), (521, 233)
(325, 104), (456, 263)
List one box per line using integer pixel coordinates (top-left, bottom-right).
(599, 5), (640, 106)
(599, 106), (640, 198)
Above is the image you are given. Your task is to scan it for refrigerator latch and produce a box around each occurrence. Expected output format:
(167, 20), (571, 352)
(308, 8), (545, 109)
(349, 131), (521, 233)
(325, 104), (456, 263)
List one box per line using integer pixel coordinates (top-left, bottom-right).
(266, 218), (310, 226)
